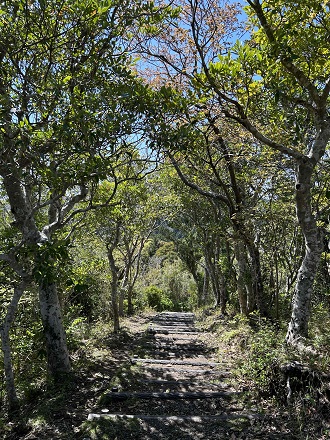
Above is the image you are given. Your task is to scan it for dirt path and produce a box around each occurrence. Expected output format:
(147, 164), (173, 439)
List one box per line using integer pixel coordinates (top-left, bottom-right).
(5, 312), (326, 439)
(83, 312), (266, 439)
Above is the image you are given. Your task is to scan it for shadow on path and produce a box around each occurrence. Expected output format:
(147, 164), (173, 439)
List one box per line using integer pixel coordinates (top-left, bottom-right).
(82, 312), (288, 439)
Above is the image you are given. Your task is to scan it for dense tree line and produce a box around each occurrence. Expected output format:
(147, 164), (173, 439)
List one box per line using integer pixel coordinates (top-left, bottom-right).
(0, 0), (330, 412)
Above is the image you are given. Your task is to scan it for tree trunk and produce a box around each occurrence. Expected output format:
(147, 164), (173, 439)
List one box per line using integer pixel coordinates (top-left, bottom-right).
(1, 169), (73, 379)
(181, 251), (204, 301)
(119, 267), (129, 317)
(217, 270), (227, 314)
(274, 251), (280, 321)
(204, 246), (227, 313)
(0, 282), (27, 412)
(201, 268), (209, 306)
(247, 241), (266, 316)
(192, 271), (204, 304)
(39, 282), (71, 377)
(107, 250), (120, 332)
(106, 223), (121, 332)
(127, 285), (134, 315)
(286, 159), (321, 343)
(111, 282), (120, 332)
(234, 239), (253, 315)
(118, 288), (125, 317)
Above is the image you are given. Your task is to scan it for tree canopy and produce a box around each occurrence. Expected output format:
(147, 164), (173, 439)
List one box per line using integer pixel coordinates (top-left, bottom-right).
(1, 0), (330, 418)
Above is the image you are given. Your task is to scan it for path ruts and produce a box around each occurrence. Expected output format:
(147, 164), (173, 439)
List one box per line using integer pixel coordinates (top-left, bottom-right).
(84, 312), (260, 439)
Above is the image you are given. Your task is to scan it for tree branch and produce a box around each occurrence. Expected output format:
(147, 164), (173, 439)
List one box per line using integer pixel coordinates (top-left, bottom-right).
(246, 0), (322, 108)
(222, 109), (305, 160)
(167, 150), (231, 207)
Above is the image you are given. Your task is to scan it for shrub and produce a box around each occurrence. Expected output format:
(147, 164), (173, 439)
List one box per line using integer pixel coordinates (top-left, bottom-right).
(239, 316), (287, 395)
(144, 286), (174, 312)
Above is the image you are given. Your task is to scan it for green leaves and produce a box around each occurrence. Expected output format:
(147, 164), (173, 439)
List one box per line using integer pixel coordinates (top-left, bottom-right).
(247, 0), (330, 87)
(32, 239), (71, 284)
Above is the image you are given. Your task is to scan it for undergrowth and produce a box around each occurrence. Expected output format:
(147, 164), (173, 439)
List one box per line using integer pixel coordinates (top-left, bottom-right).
(1, 307), (330, 439)
(199, 308), (330, 439)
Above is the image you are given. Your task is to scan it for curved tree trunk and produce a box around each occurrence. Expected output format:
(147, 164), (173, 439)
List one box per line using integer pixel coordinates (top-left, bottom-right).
(286, 159), (321, 343)
(2, 170), (73, 378)
(39, 282), (71, 377)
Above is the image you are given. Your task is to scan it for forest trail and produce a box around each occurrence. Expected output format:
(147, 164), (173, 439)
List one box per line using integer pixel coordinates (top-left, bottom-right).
(84, 312), (265, 439)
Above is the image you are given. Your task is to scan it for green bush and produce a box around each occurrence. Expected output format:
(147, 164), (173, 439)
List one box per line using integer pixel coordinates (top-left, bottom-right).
(64, 306), (88, 351)
(239, 316), (287, 395)
(144, 285), (174, 312)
